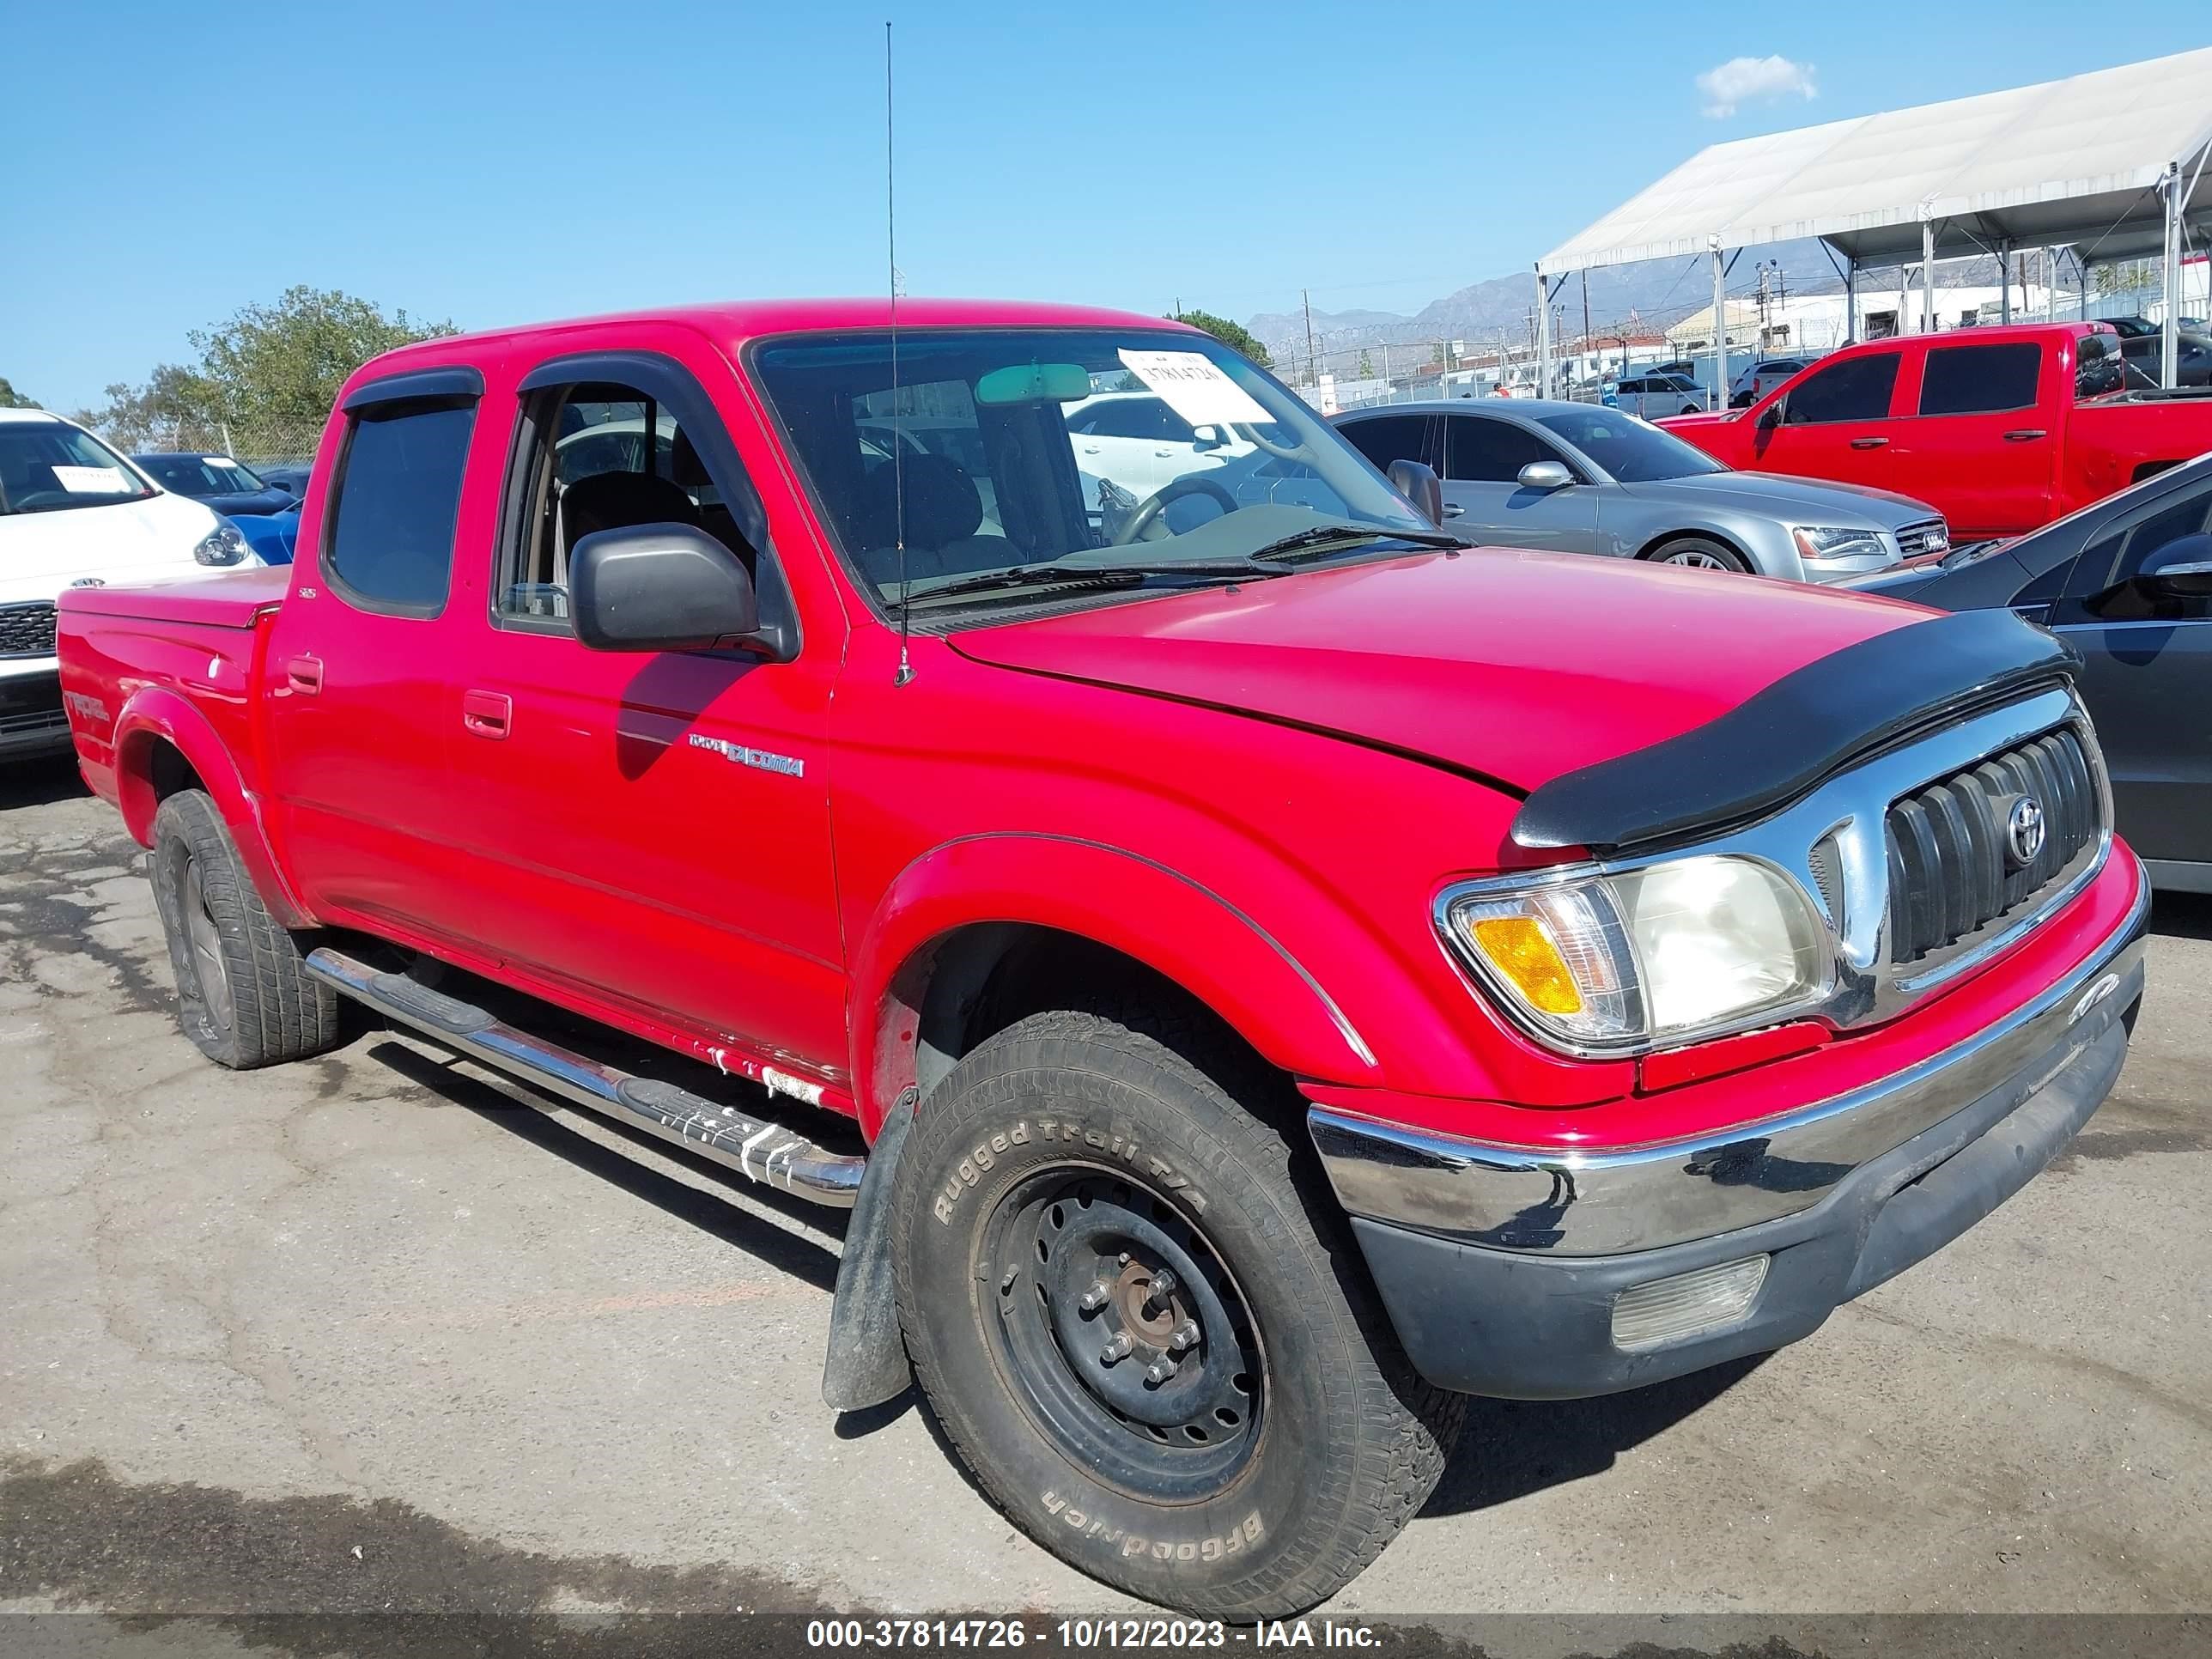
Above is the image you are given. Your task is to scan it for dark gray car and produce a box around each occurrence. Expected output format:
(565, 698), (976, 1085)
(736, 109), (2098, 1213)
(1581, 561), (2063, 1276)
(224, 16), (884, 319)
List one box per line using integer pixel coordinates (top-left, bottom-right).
(1844, 451), (2212, 890)
(1335, 400), (1949, 582)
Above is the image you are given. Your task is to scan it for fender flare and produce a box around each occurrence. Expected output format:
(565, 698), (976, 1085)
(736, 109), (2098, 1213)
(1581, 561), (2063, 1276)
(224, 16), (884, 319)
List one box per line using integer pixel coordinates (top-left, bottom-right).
(847, 832), (1380, 1139)
(111, 686), (308, 928)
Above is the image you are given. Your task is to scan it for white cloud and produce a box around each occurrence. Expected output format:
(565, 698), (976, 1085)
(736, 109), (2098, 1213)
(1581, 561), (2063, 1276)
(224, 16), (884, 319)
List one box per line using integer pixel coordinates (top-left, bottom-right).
(1697, 54), (1818, 118)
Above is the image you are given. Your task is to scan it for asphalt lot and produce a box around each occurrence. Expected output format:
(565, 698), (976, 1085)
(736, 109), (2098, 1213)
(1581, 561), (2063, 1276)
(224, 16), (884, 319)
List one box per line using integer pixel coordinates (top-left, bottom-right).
(2, 752), (2207, 1640)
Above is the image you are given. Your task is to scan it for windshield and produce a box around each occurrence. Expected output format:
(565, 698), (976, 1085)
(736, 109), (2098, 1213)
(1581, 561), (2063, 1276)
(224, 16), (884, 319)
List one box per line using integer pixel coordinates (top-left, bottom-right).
(750, 327), (1433, 611)
(134, 453), (268, 496)
(1532, 406), (1727, 483)
(0, 422), (155, 515)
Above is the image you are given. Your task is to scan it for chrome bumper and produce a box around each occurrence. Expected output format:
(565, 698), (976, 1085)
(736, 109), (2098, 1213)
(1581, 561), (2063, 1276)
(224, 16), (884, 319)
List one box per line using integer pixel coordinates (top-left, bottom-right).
(1310, 865), (2150, 1257)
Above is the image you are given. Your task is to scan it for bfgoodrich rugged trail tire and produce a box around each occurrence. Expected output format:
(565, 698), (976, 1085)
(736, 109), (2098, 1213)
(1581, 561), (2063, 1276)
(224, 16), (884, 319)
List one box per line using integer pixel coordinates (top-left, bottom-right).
(149, 789), (342, 1069)
(891, 1005), (1464, 1616)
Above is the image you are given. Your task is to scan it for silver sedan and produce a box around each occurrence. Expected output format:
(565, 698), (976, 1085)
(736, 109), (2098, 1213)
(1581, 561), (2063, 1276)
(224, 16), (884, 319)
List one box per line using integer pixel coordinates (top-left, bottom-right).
(1334, 399), (1949, 582)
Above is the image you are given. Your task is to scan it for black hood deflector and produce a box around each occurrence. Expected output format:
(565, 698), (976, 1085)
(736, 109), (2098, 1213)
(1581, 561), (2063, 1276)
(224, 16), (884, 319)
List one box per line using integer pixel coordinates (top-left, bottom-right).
(1510, 609), (2080, 854)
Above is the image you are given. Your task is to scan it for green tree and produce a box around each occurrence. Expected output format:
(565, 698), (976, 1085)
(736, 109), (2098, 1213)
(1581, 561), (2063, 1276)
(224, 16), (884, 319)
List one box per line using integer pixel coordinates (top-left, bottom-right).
(1358, 350), (1375, 379)
(191, 285), (459, 430)
(1167, 308), (1273, 369)
(81, 364), (222, 449)
(84, 286), (458, 448)
(0, 377), (35, 409)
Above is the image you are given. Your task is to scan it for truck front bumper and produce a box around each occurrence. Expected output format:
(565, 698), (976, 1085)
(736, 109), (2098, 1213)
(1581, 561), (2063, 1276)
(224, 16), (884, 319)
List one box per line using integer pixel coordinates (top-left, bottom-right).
(1310, 871), (2150, 1400)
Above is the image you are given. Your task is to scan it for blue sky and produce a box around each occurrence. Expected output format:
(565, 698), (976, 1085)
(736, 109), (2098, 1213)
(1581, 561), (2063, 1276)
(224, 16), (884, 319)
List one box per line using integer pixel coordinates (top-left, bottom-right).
(2, 1), (2202, 412)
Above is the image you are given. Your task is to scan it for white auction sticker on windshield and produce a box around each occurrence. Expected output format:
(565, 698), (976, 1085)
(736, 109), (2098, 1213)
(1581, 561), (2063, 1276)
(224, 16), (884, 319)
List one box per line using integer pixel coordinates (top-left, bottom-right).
(52, 465), (129, 494)
(1116, 349), (1272, 427)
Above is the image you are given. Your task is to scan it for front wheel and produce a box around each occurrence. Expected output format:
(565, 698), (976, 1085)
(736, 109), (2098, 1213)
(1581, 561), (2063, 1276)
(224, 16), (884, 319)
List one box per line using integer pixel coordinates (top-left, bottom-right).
(891, 1006), (1463, 1616)
(1645, 535), (1752, 574)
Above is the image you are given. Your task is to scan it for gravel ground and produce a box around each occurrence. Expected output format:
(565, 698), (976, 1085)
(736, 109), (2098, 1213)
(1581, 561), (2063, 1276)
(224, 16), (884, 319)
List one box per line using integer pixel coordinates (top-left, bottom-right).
(1, 752), (2205, 1648)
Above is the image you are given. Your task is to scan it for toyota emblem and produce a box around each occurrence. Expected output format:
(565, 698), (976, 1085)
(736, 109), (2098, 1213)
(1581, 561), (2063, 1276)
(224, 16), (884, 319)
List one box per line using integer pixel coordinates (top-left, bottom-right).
(2005, 796), (2046, 867)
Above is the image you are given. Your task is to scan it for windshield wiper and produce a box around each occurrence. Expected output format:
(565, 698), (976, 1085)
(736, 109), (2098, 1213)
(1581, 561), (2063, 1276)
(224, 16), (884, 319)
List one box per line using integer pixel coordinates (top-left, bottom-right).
(903, 560), (1273, 607)
(1242, 525), (1473, 565)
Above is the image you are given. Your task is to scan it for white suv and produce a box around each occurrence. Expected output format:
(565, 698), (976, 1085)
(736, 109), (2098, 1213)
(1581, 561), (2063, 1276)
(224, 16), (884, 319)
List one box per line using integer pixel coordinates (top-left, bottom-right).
(1, 410), (258, 760)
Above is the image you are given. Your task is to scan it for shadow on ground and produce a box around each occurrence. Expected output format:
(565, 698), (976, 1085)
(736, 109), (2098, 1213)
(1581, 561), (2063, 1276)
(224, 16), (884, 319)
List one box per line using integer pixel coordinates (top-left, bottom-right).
(0, 754), (89, 813)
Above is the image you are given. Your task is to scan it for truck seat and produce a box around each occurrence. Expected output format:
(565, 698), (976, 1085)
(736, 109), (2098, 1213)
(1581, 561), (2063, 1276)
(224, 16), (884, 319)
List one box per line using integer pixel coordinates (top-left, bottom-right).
(849, 454), (1013, 586)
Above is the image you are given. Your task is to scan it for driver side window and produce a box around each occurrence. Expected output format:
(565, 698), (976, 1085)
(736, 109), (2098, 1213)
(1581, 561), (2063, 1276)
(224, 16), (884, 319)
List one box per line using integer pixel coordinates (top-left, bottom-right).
(496, 378), (757, 631)
(1445, 416), (1559, 483)
(2062, 476), (2212, 623)
(1781, 353), (1899, 424)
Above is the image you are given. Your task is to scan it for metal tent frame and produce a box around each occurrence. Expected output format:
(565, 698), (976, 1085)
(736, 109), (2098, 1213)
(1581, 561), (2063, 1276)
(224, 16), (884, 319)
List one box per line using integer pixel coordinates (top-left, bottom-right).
(1533, 48), (2212, 402)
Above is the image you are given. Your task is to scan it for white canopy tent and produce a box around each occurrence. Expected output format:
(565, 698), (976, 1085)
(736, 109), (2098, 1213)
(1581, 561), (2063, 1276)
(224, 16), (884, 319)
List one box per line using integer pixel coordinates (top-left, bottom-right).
(1534, 48), (2212, 398)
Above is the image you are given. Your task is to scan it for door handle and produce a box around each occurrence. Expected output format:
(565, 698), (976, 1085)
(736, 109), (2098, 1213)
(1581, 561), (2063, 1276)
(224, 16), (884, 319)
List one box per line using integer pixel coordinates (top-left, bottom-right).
(2002, 428), (2047, 442)
(284, 655), (322, 694)
(1849, 436), (1889, 449)
(1081, 445), (1101, 454)
(1442, 502), (1465, 518)
(461, 690), (513, 740)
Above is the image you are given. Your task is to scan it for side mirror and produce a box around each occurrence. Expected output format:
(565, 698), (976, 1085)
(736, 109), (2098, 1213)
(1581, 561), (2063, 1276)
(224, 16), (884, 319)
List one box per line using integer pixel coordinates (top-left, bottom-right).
(1516, 460), (1573, 491)
(1757, 402), (1783, 432)
(570, 521), (761, 653)
(1190, 424), (1225, 453)
(1386, 459), (1444, 526)
(2133, 532), (2212, 599)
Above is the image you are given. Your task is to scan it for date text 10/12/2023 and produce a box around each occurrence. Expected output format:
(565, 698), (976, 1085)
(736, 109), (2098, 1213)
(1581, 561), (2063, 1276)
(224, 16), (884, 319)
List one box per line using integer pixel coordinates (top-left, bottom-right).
(804, 1618), (1382, 1649)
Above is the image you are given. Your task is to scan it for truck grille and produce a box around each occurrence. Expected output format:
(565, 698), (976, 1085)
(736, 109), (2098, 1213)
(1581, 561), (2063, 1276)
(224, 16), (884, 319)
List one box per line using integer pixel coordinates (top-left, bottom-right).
(0, 601), (59, 659)
(1895, 519), (1948, 559)
(1885, 726), (2101, 966)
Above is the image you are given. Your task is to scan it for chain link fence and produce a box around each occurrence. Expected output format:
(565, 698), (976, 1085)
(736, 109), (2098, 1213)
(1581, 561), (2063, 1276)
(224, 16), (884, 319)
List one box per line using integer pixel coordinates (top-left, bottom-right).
(76, 416), (325, 471)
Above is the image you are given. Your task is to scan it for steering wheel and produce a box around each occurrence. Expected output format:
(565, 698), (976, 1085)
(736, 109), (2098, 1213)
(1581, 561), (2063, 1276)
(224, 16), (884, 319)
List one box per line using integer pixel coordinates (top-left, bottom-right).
(1232, 422), (1312, 463)
(1111, 476), (1240, 544)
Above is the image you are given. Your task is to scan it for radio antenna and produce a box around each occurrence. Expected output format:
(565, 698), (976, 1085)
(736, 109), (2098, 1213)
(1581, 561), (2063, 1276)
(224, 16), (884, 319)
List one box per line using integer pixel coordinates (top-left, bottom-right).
(886, 20), (913, 687)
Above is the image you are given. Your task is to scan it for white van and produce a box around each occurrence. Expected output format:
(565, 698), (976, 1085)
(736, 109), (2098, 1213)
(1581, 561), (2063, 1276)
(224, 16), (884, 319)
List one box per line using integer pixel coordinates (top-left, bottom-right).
(1, 410), (258, 761)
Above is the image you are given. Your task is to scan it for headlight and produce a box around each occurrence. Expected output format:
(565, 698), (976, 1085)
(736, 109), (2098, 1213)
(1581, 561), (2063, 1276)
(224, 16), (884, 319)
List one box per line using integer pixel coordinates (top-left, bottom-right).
(1439, 855), (1827, 1053)
(1790, 525), (1889, 562)
(194, 519), (251, 566)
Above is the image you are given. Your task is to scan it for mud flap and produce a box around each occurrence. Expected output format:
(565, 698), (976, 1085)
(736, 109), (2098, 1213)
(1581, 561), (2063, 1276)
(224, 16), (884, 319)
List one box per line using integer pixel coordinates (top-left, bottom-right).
(821, 1088), (918, 1412)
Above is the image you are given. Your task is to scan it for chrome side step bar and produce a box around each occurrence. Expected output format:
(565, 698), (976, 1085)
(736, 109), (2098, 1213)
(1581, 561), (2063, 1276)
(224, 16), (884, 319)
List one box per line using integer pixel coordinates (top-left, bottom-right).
(305, 947), (864, 1208)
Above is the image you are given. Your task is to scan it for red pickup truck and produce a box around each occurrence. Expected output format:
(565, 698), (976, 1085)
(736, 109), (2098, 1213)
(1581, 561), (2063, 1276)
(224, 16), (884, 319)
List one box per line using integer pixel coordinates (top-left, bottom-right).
(56, 300), (2148, 1616)
(1663, 321), (2212, 541)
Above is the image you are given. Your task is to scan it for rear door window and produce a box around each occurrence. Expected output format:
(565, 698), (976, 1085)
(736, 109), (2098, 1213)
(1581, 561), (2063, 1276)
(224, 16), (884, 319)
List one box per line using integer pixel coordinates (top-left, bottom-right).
(324, 401), (475, 613)
(1918, 343), (2042, 416)
(1783, 353), (1900, 424)
(1338, 415), (1432, 473)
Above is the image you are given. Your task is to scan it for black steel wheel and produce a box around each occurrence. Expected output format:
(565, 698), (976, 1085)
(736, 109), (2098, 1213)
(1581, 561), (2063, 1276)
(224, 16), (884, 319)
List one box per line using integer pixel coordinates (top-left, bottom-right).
(891, 1002), (1463, 1617)
(981, 1167), (1262, 1501)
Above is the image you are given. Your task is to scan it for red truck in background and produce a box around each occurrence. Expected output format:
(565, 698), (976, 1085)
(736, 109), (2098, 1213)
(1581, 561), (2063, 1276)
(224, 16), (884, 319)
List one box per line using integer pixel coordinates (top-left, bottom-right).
(55, 300), (2148, 1615)
(1662, 321), (2212, 541)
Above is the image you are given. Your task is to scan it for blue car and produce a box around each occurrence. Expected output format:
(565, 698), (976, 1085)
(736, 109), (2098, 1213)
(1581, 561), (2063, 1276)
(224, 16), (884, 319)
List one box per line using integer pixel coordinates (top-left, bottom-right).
(131, 452), (296, 518)
(222, 504), (300, 564)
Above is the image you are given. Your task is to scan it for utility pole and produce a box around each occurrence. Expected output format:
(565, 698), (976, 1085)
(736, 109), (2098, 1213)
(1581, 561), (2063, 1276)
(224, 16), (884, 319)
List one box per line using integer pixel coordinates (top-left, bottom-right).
(2162, 161), (2184, 388)
(1920, 201), (1937, 333)
(1709, 234), (1728, 410)
(1302, 289), (1318, 389)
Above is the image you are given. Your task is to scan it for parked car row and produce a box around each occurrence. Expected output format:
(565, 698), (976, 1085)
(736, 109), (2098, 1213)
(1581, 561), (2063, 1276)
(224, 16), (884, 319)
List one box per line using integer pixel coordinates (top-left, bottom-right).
(1, 410), (264, 761)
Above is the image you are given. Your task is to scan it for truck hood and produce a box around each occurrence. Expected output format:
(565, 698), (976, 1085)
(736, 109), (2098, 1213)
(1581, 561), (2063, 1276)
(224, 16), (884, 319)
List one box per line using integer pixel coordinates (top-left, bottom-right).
(947, 548), (1928, 794)
(1625, 469), (1939, 526)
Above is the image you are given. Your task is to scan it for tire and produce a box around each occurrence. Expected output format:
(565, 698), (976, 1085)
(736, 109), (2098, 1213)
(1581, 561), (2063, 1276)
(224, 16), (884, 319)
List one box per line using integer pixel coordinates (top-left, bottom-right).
(1644, 534), (1751, 574)
(1680, 403), (1700, 416)
(891, 1005), (1464, 1616)
(149, 788), (342, 1069)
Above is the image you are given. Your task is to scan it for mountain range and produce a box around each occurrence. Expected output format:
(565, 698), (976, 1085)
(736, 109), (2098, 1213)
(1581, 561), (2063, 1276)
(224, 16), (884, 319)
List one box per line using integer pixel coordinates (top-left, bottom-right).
(1246, 239), (2013, 363)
